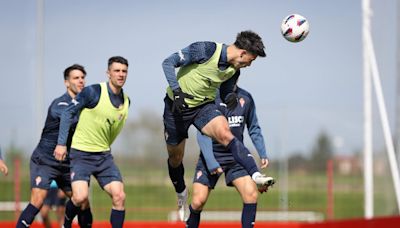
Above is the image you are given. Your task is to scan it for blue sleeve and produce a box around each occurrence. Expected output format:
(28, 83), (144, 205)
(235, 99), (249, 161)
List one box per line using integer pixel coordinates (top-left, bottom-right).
(0, 147), (3, 160)
(196, 131), (221, 172)
(162, 41), (216, 91)
(246, 96), (268, 159)
(220, 71), (240, 102)
(57, 85), (100, 145)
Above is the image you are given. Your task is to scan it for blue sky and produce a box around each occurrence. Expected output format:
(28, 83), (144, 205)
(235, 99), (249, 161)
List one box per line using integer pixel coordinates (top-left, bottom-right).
(0, 0), (398, 158)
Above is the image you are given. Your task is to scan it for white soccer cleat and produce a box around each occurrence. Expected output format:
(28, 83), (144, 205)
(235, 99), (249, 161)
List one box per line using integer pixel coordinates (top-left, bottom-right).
(177, 188), (189, 221)
(252, 173), (275, 189)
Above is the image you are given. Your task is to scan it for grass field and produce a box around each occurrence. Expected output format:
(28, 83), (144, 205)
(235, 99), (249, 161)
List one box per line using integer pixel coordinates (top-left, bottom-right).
(0, 158), (397, 221)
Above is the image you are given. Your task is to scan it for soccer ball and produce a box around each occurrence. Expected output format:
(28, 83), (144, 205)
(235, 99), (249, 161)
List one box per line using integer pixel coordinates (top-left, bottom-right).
(281, 14), (309, 42)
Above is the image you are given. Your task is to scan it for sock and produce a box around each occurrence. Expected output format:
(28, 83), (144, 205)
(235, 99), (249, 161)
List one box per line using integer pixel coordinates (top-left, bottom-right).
(167, 159), (186, 193)
(186, 204), (202, 228)
(16, 203), (40, 228)
(242, 203), (257, 228)
(227, 137), (259, 175)
(78, 207), (93, 228)
(64, 200), (80, 228)
(110, 209), (125, 228)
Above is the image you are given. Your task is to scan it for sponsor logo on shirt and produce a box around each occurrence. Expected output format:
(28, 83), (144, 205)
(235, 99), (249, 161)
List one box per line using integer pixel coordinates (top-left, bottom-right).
(228, 115), (244, 127)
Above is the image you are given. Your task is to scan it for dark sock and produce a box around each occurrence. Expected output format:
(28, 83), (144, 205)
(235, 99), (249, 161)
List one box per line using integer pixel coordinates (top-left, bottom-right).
(64, 200), (80, 228)
(16, 203), (40, 228)
(242, 203), (257, 228)
(186, 204), (202, 228)
(167, 159), (186, 193)
(110, 209), (125, 228)
(78, 207), (93, 228)
(227, 137), (259, 175)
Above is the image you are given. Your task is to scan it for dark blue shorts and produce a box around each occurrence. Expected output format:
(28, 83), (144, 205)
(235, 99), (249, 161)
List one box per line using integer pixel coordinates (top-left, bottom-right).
(69, 149), (123, 189)
(43, 188), (66, 207)
(163, 95), (223, 145)
(29, 154), (72, 192)
(192, 156), (248, 188)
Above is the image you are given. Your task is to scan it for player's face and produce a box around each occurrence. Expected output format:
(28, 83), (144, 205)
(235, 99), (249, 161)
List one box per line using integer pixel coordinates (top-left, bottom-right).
(107, 62), (128, 90)
(65, 69), (86, 97)
(231, 51), (257, 69)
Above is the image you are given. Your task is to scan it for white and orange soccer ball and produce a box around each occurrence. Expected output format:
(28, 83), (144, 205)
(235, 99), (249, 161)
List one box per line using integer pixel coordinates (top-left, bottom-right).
(281, 14), (310, 42)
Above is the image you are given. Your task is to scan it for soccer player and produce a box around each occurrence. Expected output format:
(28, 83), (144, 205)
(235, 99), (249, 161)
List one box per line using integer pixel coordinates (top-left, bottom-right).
(40, 180), (67, 228)
(0, 147), (8, 176)
(54, 56), (130, 228)
(16, 64), (92, 228)
(162, 30), (272, 221)
(186, 84), (274, 228)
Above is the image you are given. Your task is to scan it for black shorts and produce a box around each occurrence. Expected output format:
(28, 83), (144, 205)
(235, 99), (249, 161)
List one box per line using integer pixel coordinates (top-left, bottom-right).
(69, 149), (123, 189)
(163, 95), (223, 145)
(29, 154), (71, 192)
(193, 155), (248, 188)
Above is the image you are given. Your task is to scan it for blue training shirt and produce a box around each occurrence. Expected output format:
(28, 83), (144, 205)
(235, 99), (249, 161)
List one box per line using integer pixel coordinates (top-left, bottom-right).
(31, 92), (79, 167)
(162, 41), (240, 101)
(57, 83), (127, 146)
(197, 87), (268, 172)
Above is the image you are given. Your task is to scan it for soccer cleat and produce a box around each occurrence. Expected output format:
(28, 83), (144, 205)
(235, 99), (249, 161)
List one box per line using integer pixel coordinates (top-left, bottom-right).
(177, 188), (189, 221)
(253, 174), (275, 188)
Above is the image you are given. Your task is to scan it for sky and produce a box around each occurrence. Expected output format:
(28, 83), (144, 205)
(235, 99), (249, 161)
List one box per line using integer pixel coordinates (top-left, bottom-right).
(0, 0), (398, 159)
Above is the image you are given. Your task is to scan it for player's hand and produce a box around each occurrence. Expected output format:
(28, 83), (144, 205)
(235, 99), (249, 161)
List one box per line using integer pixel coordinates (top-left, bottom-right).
(224, 93), (238, 110)
(0, 160), (8, 176)
(260, 158), (269, 169)
(211, 167), (223, 175)
(172, 88), (194, 113)
(54, 145), (67, 161)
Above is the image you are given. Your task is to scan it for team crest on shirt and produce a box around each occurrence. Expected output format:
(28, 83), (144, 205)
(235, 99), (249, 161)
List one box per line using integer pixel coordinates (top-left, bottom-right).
(35, 176), (42, 186)
(196, 170), (203, 180)
(239, 98), (245, 108)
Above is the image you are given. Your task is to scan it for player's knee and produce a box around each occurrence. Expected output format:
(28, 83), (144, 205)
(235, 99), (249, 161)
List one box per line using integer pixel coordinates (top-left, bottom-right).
(168, 152), (184, 166)
(72, 194), (88, 205)
(112, 191), (126, 206)
(215, 129), (234, 146)
(191, 197), (206, 211)
(30, 192), (46, 208)
(243, 190), (258, 204)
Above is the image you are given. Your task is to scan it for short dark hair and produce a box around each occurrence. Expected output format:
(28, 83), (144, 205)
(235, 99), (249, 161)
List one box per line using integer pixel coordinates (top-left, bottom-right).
(234, 30), (266, 57)
(64, 64), (86, 80)
(108, 56), (129, 68)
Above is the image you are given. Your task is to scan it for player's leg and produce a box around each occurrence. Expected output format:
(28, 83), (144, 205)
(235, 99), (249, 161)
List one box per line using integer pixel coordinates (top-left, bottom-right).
(163, 95), (192, 221)
(196, 105), (261, 180)
(187, 157), (218, 227)
(187, 183), (211, 228)
(103, 181), (126, 228)
(96, 153), (125, 228)
(232, 176), (258, 228)
(40, 189), (55, 228)
(55, 190), (67, 227)
(40, 203), (51, 228)
(64, 181), (90, 228)
(63, 149), (92, 228)
(16, 157), (50, 228)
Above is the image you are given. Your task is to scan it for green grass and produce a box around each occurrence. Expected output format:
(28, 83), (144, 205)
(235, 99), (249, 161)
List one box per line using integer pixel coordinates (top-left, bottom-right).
(0, 162), (395, 221)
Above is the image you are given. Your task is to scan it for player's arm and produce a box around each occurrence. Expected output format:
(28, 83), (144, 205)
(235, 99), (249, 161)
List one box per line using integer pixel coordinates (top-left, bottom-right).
(246, 94), (269, 168)
(162, 41), (216, 90)
(54, 86), (99, 160)
(0, 148), (8, 176)
(196, 131), (222, 174)
(162, 42), (216, 112)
